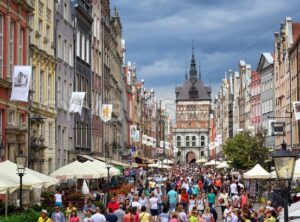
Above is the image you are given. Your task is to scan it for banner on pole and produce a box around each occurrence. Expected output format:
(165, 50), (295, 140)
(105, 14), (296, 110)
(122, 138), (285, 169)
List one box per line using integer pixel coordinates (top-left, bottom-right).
(10, 66), (32, 102)
(142, 135), (147, 144)
(146, 137), (152, 146)
(69, 92), (86, 115)
(100, 104), (113, 122)
(293, 102), (300, 120)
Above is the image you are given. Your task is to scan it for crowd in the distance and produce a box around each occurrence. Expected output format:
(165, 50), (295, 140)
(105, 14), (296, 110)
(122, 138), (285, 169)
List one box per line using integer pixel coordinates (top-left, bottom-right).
(37, 164), (283, 222)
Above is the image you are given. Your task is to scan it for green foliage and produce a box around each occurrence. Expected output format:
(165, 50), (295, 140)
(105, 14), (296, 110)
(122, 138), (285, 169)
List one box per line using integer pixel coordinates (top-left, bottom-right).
(222, 129), (270, 169)
(93, 201), (104, 208)
(0, 209), (39, 222)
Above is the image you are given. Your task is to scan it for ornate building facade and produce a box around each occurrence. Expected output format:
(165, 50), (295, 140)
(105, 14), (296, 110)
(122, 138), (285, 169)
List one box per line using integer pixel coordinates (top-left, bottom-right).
(55, 0), (75, 168)
(173, 50), (211, 163)
(29, 0), (56, 174)
(0, 0), (32, 162)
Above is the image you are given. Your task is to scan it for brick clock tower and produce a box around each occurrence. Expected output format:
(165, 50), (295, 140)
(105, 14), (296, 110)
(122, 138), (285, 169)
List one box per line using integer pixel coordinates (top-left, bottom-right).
(173, 48), (211, 163)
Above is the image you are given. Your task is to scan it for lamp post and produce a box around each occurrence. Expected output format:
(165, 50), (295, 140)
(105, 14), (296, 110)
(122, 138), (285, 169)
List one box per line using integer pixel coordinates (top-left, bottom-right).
(16, 152), (27, 211)
(272, 140), (297, 222)
(105, 155), (112, 204)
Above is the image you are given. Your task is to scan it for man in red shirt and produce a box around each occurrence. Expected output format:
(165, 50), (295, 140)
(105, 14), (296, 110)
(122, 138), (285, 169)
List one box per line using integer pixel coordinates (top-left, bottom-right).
(107, 197), (120, 212)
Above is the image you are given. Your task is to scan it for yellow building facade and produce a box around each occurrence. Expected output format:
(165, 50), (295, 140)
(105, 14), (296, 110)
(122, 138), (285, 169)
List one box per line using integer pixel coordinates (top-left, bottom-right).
(28, 0), (56, 174)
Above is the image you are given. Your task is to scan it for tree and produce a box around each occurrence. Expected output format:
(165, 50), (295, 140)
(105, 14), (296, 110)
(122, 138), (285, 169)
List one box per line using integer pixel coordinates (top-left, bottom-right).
(222, 129), (270, 170)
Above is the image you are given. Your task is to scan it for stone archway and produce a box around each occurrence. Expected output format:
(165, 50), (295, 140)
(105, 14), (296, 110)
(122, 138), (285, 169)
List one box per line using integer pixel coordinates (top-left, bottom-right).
(186, 151), (196, 163)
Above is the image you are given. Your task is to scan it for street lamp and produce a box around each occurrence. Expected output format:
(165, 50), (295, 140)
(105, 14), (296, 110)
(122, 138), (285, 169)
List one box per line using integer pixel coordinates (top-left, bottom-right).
(272, 140), (297, 222)
(105, 155), (112, 204)
(16, 152), (27, 210)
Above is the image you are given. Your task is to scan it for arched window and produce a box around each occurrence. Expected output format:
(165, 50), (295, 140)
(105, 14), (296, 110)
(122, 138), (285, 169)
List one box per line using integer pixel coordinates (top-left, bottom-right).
(200, 151), (205, 156)
(200, 135), (206, 147)
(186, 136), (190, 147)
(192, 136), (196, 146)
(177, 136), (181, 147)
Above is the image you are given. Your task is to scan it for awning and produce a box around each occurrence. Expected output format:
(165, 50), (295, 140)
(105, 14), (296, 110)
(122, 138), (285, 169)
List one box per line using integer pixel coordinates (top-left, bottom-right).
(93, 156), (137, 168)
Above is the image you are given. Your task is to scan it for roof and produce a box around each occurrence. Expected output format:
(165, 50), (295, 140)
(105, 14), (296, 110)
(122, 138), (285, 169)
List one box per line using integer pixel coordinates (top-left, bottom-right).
(292, 23), (300, 43)
(175, 79), (211, 101)
(262, 52), (274, 64)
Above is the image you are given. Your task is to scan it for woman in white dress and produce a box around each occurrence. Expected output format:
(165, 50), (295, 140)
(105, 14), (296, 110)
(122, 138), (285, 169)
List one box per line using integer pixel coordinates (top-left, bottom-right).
(188, 195), (196, 214)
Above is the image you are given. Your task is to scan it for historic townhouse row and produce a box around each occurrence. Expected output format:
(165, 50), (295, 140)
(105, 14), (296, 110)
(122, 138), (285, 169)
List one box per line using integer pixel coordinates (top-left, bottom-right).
(214, 17), (300, 155)
(0, 0), (173, 174)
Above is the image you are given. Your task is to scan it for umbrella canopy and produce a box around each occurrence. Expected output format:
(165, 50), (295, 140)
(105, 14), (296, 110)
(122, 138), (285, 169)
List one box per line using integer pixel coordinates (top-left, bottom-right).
(0, 160), (44, 191)
(204, 160), (221, 166)
(216, 161), (230, 169)
(50, 161), (102, 180)
(196, 158), (207, 164)
(82, 160), (120, 177)
(162, 159), (174, 164)
(148, 163), (171, 169)
(270, 171), (277, 179)
(243, 164), (270, 179)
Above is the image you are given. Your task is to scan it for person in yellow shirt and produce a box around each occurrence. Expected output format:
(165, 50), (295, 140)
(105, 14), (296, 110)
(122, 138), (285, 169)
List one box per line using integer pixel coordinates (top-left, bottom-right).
(149, 178), (156, 192)
(139, 206), (151, 222)
(37, 209), (52, 222)
(66, 202), (77, 219)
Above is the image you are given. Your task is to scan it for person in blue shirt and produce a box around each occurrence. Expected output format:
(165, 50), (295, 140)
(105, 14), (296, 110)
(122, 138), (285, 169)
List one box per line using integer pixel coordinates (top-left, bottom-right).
(167, 185), (178, 212)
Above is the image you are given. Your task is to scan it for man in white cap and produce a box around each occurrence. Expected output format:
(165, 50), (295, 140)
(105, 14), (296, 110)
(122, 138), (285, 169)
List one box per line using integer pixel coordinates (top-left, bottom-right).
(37, 209), (51, 222)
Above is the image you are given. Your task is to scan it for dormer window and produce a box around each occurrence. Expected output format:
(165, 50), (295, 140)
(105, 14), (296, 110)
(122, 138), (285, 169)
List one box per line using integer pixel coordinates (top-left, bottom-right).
(189, 86), (198, 99)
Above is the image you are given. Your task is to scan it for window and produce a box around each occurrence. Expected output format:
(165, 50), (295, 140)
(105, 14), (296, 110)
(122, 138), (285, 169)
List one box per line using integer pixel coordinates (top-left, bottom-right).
(86, 38), (90, 63)
(81, 34), (85, 60)
(31, 66), (36, 92)
(57, 77), (61, 107)
(82, 122), (86, 147)
(63, 3), (68, 20)
(76, 121), (80, 146)
(9, 21), (15, 79)
(200, 135), (205, 147)
(86, 123), (89, 147)
(19, 28), (24, 64)
(63, 80), (67, 109)
(176, 136), (181, 147)
(0, 110), (2, 144)
(192, 136), (196, 147)
(48, 74), (51, 106)
(69, 44), (73, 66)
(0, 14), (3, 78)
(185, 136), (190, 147)
(57, 34), (62, 58)
(64, 39), (68, 62)
(48, 123), (52, 147)
(40, 70), (44, 104)
(76, 31), (80, 57)
(8, 111), (15, 125)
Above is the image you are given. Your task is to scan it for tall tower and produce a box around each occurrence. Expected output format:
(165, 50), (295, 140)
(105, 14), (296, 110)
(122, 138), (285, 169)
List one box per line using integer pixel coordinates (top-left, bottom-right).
(174, 48), (211, 164)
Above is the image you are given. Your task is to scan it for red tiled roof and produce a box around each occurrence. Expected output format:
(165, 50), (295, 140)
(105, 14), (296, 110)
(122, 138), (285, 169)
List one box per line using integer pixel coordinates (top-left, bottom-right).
(292, 23), (300, 42)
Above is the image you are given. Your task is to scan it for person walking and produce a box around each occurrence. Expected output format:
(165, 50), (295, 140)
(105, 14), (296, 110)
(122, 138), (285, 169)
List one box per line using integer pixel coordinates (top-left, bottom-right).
(37, 209), (51, 222)
(218, 189), (229, 215)
(54, 190), (63, 207)
(139, 206), (151, 222)
(177, 205), (188, 222)
(149, 192), (159, 222)
(114, 204), (126, 222)
(91, 207), (106, 222)
(188, 195), (196, 214)
(68, 210), (80, 222)
(167, 185), (178, 212)
(124, 208), (136, 222)
(202, 207), (214, 222)
(180, 188), (189, 213)
(207, 189), (216, 207)
(51, 206), (66, 222)
(158, 206), (169, 222)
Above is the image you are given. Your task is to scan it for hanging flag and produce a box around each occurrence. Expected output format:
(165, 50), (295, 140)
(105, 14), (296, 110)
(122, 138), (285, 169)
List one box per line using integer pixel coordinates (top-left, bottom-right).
(152, 138), (156, 148)
(69, 92), (86, 115)
(142, 135), (147, 144)
(293, 102), (300, 120)
(135, 130), (140, 142)
(146, 137), (152, 146)
(160, 141), (164, 148)
(100, 104), (113, 122)
(10, 66), (32, 102)
(130, 125), (137, 142)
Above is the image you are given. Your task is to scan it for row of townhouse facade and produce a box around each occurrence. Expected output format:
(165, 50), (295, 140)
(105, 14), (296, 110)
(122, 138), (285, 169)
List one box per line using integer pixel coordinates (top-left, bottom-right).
(214, 17), (300, 154)
(0, 0), (172, 174)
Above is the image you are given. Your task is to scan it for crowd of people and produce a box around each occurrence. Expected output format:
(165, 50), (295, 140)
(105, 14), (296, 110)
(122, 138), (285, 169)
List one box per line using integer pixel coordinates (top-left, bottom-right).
(37, 163), (284, 222)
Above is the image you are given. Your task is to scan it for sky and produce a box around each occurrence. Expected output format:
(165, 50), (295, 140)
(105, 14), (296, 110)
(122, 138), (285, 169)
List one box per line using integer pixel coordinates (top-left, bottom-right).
(110, 0), (300, 117)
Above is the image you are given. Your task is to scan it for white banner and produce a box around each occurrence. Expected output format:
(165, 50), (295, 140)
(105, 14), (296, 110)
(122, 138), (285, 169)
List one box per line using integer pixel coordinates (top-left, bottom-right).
(293, 102), (300, 120)
(135, 130), (140, 143)
(69, 92), (86, 115)
(100, 104), (113, 122)
(146, 137), (152, 146)
(142, 135), (147, 144)
(10, 66), (32, 102)
(152, 138), (156, 148)
(130, 125), (137, 141)
(160, 141), (164, 148)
